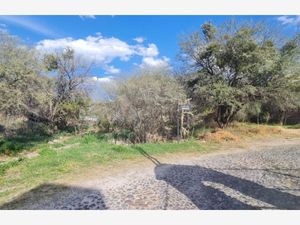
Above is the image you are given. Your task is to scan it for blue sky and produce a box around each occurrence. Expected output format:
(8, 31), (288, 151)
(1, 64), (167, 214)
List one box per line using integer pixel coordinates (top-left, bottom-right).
(0, 15), (299, 82)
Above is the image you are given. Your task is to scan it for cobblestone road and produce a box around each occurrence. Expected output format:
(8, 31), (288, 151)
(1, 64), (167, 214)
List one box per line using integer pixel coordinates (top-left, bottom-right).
(2, 138), (300, 210)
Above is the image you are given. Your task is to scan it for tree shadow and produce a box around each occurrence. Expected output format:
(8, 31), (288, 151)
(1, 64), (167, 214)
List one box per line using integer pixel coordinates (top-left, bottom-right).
(133, 147), (300, 209)
(0, 184), (107, 210)
(132, 146), (161, 165)
(154, 164), (300, 209)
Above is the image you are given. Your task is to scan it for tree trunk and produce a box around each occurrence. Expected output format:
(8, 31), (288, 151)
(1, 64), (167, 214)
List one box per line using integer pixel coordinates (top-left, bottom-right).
(216, 106), (224, 128)
(279, 111), (286, 126)
(216, 105), (237, 129)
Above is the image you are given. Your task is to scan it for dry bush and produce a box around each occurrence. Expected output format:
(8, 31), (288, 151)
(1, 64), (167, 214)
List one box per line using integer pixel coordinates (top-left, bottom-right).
(146, 133), (167, 143)
(247, 126), (282, 135)
(198, 123), (285, 143)
(199, 129), (240, 142)
(228, 123), (283, 137)
(109, 69), (187, 143)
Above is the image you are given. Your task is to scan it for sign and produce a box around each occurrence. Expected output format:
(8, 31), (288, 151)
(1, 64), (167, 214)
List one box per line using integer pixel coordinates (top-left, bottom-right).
(180, 104), (191, 111)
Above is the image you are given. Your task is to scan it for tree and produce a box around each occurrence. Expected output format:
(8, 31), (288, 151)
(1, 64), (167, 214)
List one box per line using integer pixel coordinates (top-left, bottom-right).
(0, 32), (93, 135)
(43, 47), (91, 131)
(0, 31), (44, 117)
(264, 36), (300, 124)
(108, 69), (187, 143)
(179, 21), (300, 128)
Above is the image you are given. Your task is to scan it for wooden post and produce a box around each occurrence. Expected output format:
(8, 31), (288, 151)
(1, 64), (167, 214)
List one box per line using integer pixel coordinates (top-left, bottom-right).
(177, 102), (180, 142)
(180, 108), (184, 138)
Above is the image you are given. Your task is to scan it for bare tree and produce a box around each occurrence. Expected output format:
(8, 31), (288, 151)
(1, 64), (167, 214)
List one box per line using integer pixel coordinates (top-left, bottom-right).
(43, 47), (92, 130)
(107, 69), (187, 143)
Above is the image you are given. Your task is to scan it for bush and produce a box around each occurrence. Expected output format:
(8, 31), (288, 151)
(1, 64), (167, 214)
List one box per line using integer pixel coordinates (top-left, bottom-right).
(82, 134), (98, 144)
(109, 70), (187, 143)
(97, 117), (111, 133)
(112, 129), (136, 143)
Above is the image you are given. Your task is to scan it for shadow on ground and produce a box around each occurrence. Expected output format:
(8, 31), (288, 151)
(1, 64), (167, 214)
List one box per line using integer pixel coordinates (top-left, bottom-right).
(2, 147), (300, 210)
(134, 146), (300, 209)
(155, 163), (300, 209)
(0, 184), (107, 210)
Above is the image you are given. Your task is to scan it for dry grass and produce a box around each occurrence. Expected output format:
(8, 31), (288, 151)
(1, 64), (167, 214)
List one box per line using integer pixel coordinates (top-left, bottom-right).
(199, 123), (299, 143)
(200, 129), (240, 142)
(229, 124), (283, 137)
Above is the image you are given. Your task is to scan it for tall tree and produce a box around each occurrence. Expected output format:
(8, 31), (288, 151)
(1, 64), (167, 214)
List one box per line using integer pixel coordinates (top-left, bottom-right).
(0, 31), (44, 117)
(43, 47), (91, 130)
(179, 21), (300, 128)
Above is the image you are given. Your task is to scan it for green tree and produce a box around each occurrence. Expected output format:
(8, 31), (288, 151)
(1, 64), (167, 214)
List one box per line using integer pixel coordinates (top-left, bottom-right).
(0, 31), (44, 117)
(179, 21), (300, 128)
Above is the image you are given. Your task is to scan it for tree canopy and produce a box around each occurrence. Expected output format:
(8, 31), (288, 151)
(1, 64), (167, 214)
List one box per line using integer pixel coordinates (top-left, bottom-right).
(0, 20), (299, 144)
(179, 21), (300, 127)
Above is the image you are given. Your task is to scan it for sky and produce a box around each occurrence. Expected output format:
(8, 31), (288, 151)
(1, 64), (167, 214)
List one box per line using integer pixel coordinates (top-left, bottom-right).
(0, 15), (299, 99)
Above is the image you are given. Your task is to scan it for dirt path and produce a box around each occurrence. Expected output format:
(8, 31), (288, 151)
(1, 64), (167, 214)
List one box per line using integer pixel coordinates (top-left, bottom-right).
(1, 137), (300, 210)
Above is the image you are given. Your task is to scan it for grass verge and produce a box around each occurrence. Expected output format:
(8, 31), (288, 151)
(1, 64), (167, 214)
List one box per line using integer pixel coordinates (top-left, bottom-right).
(0, 122), (299, 206)
(0, 134), (210, 205)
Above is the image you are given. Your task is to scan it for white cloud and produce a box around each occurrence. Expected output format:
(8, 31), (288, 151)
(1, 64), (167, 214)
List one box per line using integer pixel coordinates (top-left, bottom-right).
(136, 43), (159, 57)
(140, 56), (170, 68)
(135, 44), (170, 68)
(0, 23), (7, 32)
(79, 15), (96, 20)
(91, 76), (114, 83)
(36, 34), (134, 74)
(278, 16), (300, 26)
(0, 16), (56, 37)
(36, 34), (170, 74)
(88, 76), (118, 101)
(103, 65), (120, 74)
(133, 37), (145, 43)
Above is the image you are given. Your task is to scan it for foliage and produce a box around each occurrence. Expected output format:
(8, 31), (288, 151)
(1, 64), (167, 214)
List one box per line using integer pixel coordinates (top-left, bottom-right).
(0, 31), (45, 117)
(0, 20), (299, 153)
(0, 32), (92, 139)
(42, 47), (91, 131)
(108, 69), (187, 142)
(179, 21), (300, 128)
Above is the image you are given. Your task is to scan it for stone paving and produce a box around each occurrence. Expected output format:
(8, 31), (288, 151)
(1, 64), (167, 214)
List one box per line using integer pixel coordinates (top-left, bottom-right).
(1, 139), (300, 210)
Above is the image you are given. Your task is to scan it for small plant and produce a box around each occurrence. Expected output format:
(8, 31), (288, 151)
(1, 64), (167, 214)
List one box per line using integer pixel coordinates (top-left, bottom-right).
(112, 129), (136, 144)
(96, 133), (111, 141)
(82, 134), (98, 144)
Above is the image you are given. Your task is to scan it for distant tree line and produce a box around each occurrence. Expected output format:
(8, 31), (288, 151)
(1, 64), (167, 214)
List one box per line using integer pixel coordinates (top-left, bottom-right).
(0, 19), (299, 143)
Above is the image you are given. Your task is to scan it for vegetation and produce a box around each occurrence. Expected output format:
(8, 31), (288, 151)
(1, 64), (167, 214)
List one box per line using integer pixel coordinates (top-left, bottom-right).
(0, 132), (208, 204)
(107, 69), (187, 143)
(0, 33), (91, 138)
(1, 123), (299, 205)
(0, 19), (300, 204)
(0, 19), (299, 148)
(179, 21), (300, 128)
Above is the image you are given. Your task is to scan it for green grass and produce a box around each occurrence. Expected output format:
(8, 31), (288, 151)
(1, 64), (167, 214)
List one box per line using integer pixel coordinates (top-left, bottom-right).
(2, 122), (297, 205)
(0, 132), (67, 155)
(284, 124), (300, 129)
(0, 133), (210, 205)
